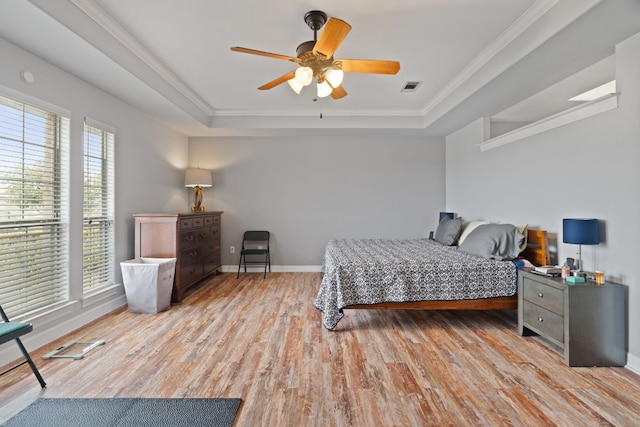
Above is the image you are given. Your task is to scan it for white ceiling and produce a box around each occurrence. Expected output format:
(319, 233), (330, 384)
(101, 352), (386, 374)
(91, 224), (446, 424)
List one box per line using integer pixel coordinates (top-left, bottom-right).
(1, 0), (640, 137)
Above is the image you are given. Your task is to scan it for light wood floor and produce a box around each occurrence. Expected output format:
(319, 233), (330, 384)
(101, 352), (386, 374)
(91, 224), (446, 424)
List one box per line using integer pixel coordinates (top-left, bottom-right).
(1, 272), (640, 426)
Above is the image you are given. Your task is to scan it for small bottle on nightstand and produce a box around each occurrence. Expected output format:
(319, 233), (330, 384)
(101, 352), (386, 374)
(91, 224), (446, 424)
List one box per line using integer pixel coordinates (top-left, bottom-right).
(561, 262), (570, 279)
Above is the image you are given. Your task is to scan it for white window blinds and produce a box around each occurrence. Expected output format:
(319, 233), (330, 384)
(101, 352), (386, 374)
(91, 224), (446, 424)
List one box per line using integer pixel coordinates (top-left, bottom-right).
(0, 94), (69, 319)
(83, 119), (115, 291)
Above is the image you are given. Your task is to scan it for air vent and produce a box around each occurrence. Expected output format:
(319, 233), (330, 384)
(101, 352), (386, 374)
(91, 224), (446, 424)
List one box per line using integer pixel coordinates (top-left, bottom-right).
(401, 81), (422, 92)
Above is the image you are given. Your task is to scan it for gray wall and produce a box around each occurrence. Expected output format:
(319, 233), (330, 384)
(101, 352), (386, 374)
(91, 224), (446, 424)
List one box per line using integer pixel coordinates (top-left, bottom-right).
(446, 32), (640, 368)
(190, 135), (446, 268)
(0, 38), (189, 364)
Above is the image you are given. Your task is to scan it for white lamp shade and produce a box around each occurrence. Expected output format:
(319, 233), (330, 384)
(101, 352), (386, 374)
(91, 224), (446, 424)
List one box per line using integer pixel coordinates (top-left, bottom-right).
(317, 80), (333, 98)
(294, 66), (313, 86)
(325, 68), (344, 88)
(184, 168), (212, 187)
(288, 78), (303, 94)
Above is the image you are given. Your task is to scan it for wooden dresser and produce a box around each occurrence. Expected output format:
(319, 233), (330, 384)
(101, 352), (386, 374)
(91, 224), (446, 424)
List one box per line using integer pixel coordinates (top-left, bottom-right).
(133, 212), (223, 302)
(518, 269), (626, 367)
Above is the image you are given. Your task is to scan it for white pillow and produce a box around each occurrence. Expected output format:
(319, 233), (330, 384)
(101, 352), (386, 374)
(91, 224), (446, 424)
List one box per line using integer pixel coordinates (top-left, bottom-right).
(456, 220), (489, 245)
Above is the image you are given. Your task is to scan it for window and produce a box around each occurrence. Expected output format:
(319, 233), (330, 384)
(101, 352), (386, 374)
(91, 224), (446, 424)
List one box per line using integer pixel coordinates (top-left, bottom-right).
(0, 94), (69, 318)
(83, 119), (114, 291)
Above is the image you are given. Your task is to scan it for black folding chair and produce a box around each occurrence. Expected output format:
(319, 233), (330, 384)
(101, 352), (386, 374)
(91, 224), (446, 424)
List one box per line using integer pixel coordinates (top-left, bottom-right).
(237, 231), (271, 279)
(0, 304), (46, 388)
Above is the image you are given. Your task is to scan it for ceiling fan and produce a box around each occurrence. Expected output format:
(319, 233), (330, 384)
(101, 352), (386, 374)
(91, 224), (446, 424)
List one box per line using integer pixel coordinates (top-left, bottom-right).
(230, 10), (400, 100)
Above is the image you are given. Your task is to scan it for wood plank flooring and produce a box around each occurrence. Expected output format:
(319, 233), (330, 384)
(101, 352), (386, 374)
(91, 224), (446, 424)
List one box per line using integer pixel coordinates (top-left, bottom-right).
(1, 272), (640, 426)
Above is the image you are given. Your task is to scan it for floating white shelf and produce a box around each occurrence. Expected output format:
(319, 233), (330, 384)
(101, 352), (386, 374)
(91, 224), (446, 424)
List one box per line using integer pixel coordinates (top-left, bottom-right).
(478, 93), (618, 152)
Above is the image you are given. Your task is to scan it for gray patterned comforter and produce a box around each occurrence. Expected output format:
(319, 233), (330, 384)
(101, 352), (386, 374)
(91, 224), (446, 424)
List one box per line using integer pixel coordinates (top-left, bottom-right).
(314, 238), (518, 329)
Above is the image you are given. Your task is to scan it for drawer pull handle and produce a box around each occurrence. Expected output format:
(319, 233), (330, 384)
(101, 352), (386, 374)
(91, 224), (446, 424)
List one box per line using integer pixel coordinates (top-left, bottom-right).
(538, 316), (544, 323)
(538, 292), (543, 298)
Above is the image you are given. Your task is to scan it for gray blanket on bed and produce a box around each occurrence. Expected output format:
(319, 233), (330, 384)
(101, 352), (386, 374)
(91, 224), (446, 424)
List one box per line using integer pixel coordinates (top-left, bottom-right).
(313, 238), (518, 330)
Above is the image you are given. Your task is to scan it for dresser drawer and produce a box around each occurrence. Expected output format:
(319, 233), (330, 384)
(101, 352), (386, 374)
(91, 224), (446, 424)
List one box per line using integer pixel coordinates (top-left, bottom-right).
(179, 247), (201, 265)
(203, 251), (221, 274)
(179, 263), (203, 288)
(192, 216), (205, 228)
(197, 227), (214, 243)
(523, 301), (564, 343)
(180, 231), (198, 250)
(523, 278), (564, 315)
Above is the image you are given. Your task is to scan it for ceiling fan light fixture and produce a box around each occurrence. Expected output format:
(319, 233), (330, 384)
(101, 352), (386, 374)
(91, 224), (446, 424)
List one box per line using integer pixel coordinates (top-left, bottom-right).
(294, 66), (313, 86)
(288, 78), (304, 94)
(230, 11), (400, 101)
(317, 80), (333, 98)
(325, 68), (344, 88)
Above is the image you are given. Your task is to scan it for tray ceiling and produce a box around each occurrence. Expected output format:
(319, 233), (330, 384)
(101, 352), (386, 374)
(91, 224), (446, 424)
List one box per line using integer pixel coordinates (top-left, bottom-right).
(1, 0), (639, 136)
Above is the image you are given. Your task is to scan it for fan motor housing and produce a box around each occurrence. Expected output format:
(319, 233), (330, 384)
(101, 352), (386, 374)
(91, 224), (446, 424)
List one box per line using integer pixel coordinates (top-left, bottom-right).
(295, 40), (334, 73)
(296, 41), (315, 57)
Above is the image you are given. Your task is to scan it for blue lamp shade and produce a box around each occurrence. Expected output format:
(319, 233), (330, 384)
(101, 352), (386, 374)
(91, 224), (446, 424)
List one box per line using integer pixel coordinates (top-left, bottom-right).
(439, 212), (456, 222)
(563, 218), (600, 245)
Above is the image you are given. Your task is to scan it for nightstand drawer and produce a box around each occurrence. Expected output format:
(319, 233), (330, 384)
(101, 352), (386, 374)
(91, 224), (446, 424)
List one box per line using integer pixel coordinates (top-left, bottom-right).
(522, 301), (564, 343)
(523, 278), (564, 315)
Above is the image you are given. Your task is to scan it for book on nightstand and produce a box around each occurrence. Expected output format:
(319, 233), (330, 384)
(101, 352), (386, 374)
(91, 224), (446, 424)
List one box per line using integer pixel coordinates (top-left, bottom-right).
(533, 265), (561, 276)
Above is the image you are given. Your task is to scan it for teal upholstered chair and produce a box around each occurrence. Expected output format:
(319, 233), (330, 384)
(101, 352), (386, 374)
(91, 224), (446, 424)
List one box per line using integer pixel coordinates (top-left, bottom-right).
(0, 304), (46, 388)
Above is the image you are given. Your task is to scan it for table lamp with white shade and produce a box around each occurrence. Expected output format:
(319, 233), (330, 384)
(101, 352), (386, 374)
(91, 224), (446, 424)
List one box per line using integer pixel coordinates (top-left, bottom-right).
(184, 168), (212, 212)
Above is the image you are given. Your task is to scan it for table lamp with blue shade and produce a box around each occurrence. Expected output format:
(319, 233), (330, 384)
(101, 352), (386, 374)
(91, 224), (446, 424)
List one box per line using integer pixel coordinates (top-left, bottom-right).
(563, 218), (600, 274)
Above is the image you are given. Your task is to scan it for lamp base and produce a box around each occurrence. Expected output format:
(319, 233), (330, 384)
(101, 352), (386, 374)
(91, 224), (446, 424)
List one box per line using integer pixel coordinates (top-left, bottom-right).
(191, 186), (205, 212)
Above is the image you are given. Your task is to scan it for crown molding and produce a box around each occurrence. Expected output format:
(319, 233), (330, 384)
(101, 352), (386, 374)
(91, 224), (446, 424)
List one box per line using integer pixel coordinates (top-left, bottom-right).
(67, 0), (215, 115)
(211, 109), (423, 118)
(209, 111), (427, 131)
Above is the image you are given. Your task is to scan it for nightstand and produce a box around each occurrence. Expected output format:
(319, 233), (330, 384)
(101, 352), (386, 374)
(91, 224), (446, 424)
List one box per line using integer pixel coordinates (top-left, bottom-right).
(518, 269), (626, 367)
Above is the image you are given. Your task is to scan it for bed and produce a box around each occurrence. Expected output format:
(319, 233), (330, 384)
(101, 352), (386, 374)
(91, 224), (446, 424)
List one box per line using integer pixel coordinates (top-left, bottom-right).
(314, 222), (549, 330)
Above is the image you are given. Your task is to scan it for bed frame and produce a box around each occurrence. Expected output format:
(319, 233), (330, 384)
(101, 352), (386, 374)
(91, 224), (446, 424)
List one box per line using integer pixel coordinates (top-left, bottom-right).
(344, 229), (549, 312)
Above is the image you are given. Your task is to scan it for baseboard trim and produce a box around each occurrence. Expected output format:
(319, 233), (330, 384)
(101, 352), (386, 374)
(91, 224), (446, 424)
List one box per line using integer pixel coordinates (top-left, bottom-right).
(221, 265), (322, 273)
(626, 352), (640, 375)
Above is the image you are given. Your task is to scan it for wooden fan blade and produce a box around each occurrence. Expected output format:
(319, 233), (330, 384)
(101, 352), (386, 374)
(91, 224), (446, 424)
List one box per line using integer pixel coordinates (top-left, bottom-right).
(337, 59), (400, 74)
(313, 18), (352, 58)
(231, 47), (298, 62)
(258, 71), (296, 90)
(330, 85), (347, 99)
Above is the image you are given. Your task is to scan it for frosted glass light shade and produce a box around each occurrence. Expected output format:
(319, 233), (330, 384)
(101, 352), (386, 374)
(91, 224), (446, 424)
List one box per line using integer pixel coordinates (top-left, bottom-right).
(294, 66), (313, 86)
(325, 68), (344, 88)
(288, 78), (303, 94)
(317, 80), (333, 98)
(184, 168), (212, 188)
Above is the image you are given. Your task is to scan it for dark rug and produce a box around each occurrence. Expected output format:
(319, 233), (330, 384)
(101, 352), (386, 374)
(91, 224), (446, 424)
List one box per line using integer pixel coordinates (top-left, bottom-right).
(1, 397), (242, 427)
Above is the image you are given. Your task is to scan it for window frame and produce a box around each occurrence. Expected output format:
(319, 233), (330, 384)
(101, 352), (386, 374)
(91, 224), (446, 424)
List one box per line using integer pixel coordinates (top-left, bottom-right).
(0, 92), (70, 319)
(82, 118), (115, 292)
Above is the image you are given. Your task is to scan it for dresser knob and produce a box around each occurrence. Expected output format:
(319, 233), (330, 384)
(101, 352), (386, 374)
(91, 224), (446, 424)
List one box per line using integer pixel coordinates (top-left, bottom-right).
(538, 292), (543, 298)
(538, 316), (544, 323)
